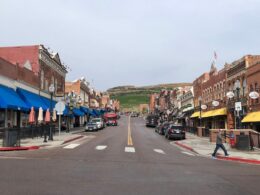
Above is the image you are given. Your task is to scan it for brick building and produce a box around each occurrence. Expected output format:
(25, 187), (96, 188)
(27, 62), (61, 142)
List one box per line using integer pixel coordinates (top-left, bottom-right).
(191, 72), (209, 127)
(226, 55), (260, 129)
(200, 65), (227, 129)
(241, 61), (260, 131)
(0, 45), (67, 129)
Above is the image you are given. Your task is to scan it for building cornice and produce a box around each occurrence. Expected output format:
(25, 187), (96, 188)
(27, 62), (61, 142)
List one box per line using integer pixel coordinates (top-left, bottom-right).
(39, 50), (67, 77)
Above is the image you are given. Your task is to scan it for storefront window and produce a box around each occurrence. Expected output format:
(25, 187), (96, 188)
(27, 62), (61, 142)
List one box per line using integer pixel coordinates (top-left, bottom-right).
(0, 110), (5, 128)
(21, 113), (29, 127)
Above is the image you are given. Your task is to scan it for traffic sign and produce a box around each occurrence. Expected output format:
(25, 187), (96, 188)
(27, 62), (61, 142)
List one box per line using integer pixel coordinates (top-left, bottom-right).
(235, 102), (242, 111)
(55, 101), (65, 115)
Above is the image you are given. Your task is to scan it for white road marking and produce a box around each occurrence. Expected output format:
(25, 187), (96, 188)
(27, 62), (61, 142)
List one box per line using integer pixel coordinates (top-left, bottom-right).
(63, 144), (80, 149)
(125, 147), (135, 153)
(182, 151), (195, 156)
(153, 149), (165, 154)
(96, 145), (107, 150)
(0, 156), (27, 159)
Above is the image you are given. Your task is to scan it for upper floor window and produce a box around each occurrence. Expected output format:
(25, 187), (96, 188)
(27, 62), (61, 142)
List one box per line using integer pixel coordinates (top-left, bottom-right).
(41, 71), (44, 90)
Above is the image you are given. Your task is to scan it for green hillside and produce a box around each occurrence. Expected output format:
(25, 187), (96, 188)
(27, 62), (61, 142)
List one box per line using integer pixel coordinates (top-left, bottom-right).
(110, 93), (149, 111)
(108, 83), (192, 111)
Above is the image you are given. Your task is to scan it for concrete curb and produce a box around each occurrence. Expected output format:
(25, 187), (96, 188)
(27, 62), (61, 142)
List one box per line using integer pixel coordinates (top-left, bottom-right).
(175, 141), (260, 165)
(62, 135), (84, 145)
(0, 146), (40, 151)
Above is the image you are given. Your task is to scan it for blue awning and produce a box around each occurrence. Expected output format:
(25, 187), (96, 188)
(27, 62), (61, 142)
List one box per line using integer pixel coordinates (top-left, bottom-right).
(41, 96), (57, 110)
(16, 88), (48, 110)
(63, 106), (73, 117)
(93, 109), (101, 116)
(0, 85), (30, 111)
(88, 109), (96, 116)
(80, 106), (89, 114)
(73, 108), (84, 117)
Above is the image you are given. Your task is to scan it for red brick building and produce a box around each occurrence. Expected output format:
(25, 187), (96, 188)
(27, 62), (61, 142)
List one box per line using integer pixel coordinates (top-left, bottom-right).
(226, 55), (260, 129)
(242, 61), (260, 131)
(200, 65), (227, 129)
(0, 45), (67, 128)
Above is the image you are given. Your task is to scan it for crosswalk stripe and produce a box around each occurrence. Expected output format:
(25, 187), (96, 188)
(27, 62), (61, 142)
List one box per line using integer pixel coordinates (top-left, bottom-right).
(182, 151), (195, 156)
(96, 145), (107, 150)
(125, 147), (135, 153)
(153, 149), (165, 154)
(63, 144), (80, 149)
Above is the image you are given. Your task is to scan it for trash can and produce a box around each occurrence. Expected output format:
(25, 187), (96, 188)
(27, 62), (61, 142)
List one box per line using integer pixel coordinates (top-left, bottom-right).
(236, 134), (250, 150)
(3, 128), (20, 147)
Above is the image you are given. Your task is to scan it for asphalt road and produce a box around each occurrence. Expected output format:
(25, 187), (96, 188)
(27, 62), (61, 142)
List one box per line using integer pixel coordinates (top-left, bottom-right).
(0, 116), (260, 195)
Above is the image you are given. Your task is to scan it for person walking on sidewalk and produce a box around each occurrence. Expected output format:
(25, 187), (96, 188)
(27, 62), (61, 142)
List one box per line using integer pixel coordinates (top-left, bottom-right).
(212, 129), (229, 158)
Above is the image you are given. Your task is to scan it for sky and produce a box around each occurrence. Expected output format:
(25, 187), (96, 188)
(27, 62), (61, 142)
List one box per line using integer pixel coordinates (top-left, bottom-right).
(1, 0), (260, 91)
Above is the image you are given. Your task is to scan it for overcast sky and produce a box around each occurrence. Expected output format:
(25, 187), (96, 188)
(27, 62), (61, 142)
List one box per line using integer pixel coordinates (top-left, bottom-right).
(1, 0), (260, 91)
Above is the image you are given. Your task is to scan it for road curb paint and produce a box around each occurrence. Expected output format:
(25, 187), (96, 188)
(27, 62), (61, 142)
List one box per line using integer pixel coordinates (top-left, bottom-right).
(175, 141), (198, 154)
(62, 135), (84, 145)
(175, 141), (260, 165)
(0, 146), (40, 151)
(216, 156), (260, 165)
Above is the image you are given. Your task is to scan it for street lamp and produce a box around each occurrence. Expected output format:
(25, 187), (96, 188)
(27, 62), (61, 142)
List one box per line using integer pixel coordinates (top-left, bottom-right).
(198, 96), (202, 127)
(234, 80), (241, 129)
(49, 83), (55, 141)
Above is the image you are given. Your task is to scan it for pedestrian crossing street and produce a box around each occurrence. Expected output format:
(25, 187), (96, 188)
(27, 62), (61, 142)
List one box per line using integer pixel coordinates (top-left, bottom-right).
(62, 144), (196, 156)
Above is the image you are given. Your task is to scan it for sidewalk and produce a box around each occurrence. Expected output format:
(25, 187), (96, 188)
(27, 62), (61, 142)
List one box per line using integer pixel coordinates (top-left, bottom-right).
(174, 133), (260, 165)
(0, 127), (90, 151)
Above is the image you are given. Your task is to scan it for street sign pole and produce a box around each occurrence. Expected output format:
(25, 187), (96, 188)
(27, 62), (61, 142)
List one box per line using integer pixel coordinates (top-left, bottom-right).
(54, 101), (65, 140)
(59, 114), (61, 137)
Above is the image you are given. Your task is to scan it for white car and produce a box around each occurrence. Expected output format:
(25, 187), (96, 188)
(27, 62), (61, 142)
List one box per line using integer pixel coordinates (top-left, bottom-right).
(90, 118), (105, 130)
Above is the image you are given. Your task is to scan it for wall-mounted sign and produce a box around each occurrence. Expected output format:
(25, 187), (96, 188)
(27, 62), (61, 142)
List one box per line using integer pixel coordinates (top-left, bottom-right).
(249, 91), (259, 99)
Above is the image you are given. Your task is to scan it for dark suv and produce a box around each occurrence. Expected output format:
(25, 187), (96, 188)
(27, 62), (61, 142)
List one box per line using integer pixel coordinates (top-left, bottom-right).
(146, 114), (159, 127)
(165, 125), (185, 140)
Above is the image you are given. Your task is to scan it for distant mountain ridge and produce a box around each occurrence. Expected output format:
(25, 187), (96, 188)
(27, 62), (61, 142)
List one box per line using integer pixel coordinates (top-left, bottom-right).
(107, 83), (192, 94)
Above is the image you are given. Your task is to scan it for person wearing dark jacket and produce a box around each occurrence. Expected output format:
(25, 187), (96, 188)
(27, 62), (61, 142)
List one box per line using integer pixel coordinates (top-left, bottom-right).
(212, 129), (229, 157)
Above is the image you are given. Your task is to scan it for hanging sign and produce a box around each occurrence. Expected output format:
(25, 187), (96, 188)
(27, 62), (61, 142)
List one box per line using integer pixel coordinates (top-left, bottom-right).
(249, 91), (259, 99)
(212, 100), (220, 107)
(201, 104), (207, 110)
(226, 91), (235, 99)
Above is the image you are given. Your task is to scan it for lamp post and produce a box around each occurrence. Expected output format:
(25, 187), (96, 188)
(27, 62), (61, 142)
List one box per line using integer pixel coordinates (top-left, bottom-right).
(198, 96), (202, 127)
(49, 84), (55, 141)
(234, 80), (241, 129)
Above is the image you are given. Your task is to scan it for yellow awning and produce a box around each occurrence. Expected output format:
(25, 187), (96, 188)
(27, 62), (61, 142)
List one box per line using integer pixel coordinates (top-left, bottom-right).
(242, 111), (260, 123)
(190, 111), (200, 118)
(201, 108), (227, 118)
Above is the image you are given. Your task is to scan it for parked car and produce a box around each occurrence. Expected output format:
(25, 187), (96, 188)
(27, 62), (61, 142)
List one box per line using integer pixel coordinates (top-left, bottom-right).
(85, 122), (98, 131)
(146, 114), (159, 127)
(90, 118), (105, 130)
(165, 124), (185, 140)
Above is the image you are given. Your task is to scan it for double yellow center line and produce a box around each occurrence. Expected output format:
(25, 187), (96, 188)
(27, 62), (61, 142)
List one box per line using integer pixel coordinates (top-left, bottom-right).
(127, 116), (133, 146)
